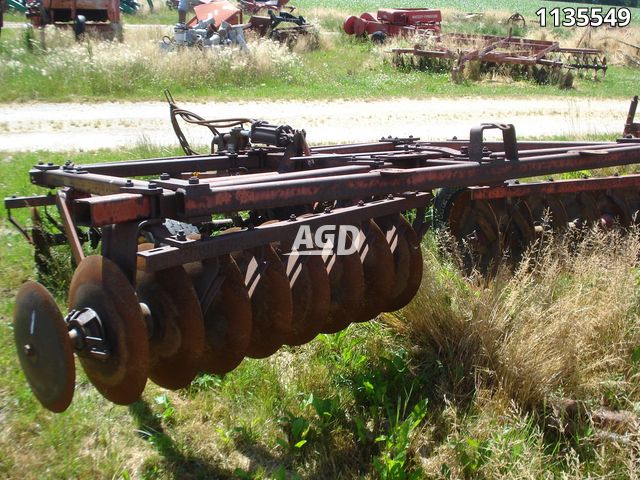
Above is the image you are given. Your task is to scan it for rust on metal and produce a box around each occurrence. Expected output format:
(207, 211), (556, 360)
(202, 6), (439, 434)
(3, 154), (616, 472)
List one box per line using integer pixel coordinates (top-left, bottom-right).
(6, 95), (640, 412)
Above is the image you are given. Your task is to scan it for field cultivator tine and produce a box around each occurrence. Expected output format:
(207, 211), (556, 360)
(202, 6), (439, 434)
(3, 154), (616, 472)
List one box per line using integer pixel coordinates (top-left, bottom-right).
(31, 208), (54, 279)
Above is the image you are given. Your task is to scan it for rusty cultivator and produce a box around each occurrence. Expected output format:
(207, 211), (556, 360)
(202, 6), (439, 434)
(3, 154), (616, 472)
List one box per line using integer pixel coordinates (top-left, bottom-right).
(6, 96), (640, 413)
(392, 33), (607, 84)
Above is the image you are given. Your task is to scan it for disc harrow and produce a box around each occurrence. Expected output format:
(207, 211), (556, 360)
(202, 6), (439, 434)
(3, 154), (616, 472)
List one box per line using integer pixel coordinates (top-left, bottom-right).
(392, 33), (607, 84)
(5, 96), (640, 412)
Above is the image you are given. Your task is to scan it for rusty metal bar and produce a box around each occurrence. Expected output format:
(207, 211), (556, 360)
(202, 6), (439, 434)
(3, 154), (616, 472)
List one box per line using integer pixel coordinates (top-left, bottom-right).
(30, 168), (149, 196)
(73, 193), (153, 227)
(4, 194), (57, 210)
(137, 193), (431, 272)
(56, 191), (85, 265)
(201, 165), (373, 186)
(470, 174), (640, 200)
(175, 145), (640, 217)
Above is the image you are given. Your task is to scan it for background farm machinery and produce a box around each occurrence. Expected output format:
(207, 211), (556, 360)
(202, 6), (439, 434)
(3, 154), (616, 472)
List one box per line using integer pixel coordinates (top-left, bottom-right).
(341, 7), (606, 85)
(392, 32), (607, 84)
(344, 8), (442, 43)
(5, 96), (640, 413)
(164, 0), (311, 49)
(22, 0), (122, 39)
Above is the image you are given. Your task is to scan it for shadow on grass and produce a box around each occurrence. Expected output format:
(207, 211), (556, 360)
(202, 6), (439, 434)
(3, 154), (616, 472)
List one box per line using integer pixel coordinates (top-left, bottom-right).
(128, 400), (235, 479)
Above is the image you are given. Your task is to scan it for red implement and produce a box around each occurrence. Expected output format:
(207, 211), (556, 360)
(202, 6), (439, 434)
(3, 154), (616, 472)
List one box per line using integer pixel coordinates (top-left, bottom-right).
(188, 0), (242, 28)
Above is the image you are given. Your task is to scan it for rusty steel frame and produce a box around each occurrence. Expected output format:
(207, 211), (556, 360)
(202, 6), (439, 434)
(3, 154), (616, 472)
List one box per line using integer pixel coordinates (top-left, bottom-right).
(469, 174), (640, 201)
(6, 113), (640, 280)
(9, 98), (640, 414)
(392, 32), (607, 81)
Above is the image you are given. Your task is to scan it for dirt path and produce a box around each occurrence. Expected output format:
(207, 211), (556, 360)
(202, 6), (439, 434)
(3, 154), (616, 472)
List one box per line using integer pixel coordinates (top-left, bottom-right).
(0, 98), (630, 152)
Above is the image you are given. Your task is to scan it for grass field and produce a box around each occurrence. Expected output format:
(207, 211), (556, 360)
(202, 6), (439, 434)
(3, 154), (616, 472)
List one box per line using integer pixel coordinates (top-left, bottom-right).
(1, 144), (640, 479)
(2, 0), (640, 477)
(1, 2), (639, 102)
(5, 0), (639, 25)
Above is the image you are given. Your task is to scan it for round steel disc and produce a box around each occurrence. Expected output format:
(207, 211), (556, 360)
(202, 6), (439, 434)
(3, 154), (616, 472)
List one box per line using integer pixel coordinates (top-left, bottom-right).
(499, 200), (535, 263)
(321, 249), (365, 334)
(281, 252), (330, 346)
(448, 191), (501, 275)
(14, 281), (75, 413)
(525, 195), (568, 232)
(562, 192), (597, 229)
(624, 190), (640, 225)
(69, 255), (149, 405)
(595, 192), (630, 229)
(353, 219), (395, 322)
(137, 264), (204, 390)
(377, 214), (423, 312)
(235, 245), (293, 359)
(187, 255), (253, 374)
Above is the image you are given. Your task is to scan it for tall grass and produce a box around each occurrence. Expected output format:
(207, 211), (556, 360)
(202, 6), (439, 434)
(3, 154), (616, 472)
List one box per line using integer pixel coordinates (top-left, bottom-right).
(394, 230), (640, 409)
(387, 229), (640, 477)
(0, 26), (301, 100)
(1, 10), (638, 101)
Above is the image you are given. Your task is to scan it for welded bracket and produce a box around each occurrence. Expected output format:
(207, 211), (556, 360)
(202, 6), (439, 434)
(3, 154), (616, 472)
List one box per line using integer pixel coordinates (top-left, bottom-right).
(469, 123), (518, 162)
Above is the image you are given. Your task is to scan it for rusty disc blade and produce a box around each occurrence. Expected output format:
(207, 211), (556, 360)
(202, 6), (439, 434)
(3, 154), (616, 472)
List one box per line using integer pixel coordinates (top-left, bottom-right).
(137, 264), (204, 390)
(186, 255), (253, 374)
(14, 281), (75, 413)
(624, 190), (640, 225)
(525, 194), (568, 232)
(281, 251), (330, 346)
(499, 200), (535, 263)
(562, 192), (597, 229)
(448, 191), (501, 275)
(377, 214), (423, 312)
(235, 245), (293, 359)
(353, 219), (395, 322)
(321, 248), (365, 334)
(69, 255), (149, 405)
(594, 191), (631, 229)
